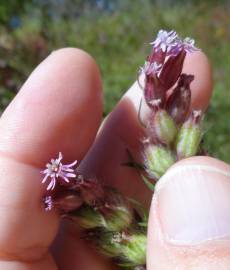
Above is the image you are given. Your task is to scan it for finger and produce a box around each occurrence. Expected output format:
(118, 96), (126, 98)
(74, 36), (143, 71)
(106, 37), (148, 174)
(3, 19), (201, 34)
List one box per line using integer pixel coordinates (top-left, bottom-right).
(0, 48), (102, 165)
(147, 156), (230, 270)
(80, 51), (213, 207)
(0, 48), (102, 268)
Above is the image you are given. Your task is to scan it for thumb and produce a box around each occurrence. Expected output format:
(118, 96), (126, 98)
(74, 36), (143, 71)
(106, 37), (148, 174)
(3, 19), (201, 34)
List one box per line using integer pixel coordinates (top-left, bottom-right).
(147, 156), (230, 270)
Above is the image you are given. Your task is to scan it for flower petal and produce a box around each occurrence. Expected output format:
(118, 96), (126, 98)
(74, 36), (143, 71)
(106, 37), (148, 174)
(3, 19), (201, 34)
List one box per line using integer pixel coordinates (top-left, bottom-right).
(62, 167), (75, 172)
(47, 177), (56, 190)
(59, 175), (70, 183)
(65, 173), (76, 178)
(42, 173), (49, 183)
(64, 160), (77, 168)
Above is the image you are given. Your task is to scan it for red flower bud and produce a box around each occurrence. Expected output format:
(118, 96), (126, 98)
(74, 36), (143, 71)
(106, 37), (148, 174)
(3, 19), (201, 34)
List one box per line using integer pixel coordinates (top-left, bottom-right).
(159, 50), (186, 90)
(144, 74), (166, 109)
(80, 178), (105, 205)
(54, 191), (83, 212)
(166, 73), (194, 124)
(147, 48), (166, 64)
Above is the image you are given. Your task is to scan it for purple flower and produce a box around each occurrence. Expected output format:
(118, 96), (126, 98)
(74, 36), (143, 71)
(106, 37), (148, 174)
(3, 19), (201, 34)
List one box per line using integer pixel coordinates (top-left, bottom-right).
(41, 152), (77, 190)
(182, 37), (199, 53)
(44, 196), (53, 211)
(150, 30), (199, 57)
(139, 61), (162, 76)
(150, 30), (178, 53)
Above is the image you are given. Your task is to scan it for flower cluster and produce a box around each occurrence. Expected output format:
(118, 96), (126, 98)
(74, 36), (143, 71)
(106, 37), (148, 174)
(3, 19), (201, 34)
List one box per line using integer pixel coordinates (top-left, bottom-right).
(139, 30), (199, 110)
(150, 29), (198, 56)
(139, 30), (203, 183)
(40, 30), (206, 270)
(41, 157), (147, 269)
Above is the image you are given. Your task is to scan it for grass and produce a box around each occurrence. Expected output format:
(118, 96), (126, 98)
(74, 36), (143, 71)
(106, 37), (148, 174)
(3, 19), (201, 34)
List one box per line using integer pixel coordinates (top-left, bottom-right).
(0, 1), (229, 162)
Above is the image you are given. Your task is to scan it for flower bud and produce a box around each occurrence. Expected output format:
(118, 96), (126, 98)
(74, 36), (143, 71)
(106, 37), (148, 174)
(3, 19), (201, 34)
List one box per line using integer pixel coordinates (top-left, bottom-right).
(71, 205), (106, 229)
(54, 191), (83, 212)
(147, 48), (166, 64)
(144, 145), (175, 179)
(102, 190), (133, 231)
(159, 49), (186, 90)
(166, 73), (194, 125)
(176, 110), (203, 159)
(122, 234), (147, 266)
(147, 110), (177, 145)
(87, 231), (123, 258)
(80, 178), (105, 205)
(144, 75), (166, 109)
(105, 205), (133, 231)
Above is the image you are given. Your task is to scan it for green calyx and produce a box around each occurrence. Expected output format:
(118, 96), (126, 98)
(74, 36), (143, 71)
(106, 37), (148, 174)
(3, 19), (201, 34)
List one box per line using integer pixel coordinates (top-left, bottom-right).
(71, 205), (106, 229)
(105, 205), (133, 231)
(176, 122), (202, 159)
(144, 145), (176, 179)
(91, 231), (147, 267)
(121, 234), (147, 266)
(97, 231), (123, 257)
(154, 110), (177, 145)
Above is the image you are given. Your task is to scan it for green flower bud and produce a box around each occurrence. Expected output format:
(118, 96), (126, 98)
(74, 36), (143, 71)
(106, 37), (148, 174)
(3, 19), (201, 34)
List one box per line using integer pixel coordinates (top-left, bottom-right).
(98, 231), (123, 257)
(105, 205), (133, 231)
(144, 145), (175, 179)
(122, 234), (147, 266)
(176, 111), (202, 159)
(149, 110), (177, 145)
(71, 205), (106, 229)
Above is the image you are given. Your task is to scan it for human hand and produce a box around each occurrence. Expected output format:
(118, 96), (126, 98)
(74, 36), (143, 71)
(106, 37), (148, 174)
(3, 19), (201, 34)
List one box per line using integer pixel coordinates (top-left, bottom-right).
(0, 47), (229, 270)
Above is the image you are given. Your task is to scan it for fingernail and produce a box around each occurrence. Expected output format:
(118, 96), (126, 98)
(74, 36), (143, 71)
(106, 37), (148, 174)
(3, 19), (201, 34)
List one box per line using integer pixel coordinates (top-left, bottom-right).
(155, 164), (230, 245)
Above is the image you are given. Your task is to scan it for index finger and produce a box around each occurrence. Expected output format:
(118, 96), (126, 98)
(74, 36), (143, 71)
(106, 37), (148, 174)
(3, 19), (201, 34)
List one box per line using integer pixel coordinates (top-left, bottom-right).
(0, 48), (102, 267)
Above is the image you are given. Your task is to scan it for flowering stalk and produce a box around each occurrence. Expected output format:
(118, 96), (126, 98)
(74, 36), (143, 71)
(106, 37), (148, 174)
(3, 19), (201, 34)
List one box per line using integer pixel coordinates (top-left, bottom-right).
(42, 153), (147, 269)
(40, 30), (206, 269)
(140, 30), (203, 186)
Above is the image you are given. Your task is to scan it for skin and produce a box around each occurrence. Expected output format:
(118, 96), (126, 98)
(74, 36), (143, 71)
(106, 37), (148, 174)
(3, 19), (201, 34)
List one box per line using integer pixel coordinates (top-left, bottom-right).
(0, 47), (229, 270)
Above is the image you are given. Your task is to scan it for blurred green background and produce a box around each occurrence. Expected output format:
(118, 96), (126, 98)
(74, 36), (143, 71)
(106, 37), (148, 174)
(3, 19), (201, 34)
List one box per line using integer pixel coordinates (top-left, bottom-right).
(0, 0), (229, 162)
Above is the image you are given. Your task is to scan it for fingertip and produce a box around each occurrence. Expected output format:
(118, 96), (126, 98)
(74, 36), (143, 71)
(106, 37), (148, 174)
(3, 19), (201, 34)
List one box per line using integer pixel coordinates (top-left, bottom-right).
(147, 157), (230, 270)
(0, 47), (103, 165)
(50, 47), (102, 94)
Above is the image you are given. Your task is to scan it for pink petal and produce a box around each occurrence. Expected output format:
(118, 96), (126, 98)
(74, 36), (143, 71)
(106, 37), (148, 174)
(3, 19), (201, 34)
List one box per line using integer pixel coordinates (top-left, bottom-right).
(59, 175), (70, 183)
(42, 174), (49, 183)
(65, 173), (76, 178)
(41, 169), (49, 174)
(62, 167), (75, 172)
(64, 160), (77, 168)
(47, 178), (56, 190)
(57, 152), (63, 163)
